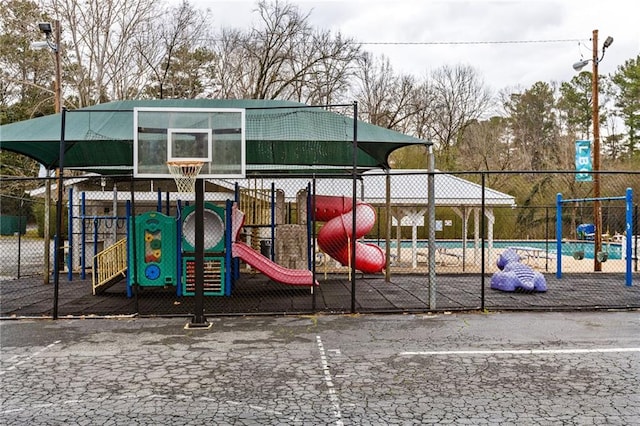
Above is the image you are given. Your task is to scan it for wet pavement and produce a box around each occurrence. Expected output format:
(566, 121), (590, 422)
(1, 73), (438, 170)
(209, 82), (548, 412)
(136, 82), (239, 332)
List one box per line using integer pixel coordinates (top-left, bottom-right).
(1, 311), (639, 425)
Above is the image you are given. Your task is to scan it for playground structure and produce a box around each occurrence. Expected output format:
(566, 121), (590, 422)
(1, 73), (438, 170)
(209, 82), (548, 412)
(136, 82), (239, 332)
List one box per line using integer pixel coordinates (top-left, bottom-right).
(556, 188), (634, 286)
(77, 178), (386, 297)
(62, 102), (391, 299)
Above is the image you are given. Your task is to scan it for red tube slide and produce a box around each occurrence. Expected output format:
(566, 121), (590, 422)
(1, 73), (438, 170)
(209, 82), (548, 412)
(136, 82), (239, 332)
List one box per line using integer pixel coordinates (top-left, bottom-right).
(314, 195), (385, 274)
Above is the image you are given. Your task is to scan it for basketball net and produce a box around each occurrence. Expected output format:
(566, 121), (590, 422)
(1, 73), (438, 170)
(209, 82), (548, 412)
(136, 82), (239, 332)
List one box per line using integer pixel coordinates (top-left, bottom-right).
(166, 161), (204, 193)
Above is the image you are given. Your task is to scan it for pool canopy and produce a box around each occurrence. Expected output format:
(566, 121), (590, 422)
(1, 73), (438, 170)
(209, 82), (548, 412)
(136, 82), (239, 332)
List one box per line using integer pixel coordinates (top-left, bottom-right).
(0, 99), (426, 174)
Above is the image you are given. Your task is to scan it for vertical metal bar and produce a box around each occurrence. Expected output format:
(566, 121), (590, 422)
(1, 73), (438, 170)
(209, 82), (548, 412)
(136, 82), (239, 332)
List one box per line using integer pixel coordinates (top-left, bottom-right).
(68, 188), (73, 280)
(191, 178), (207, 326)
(635, 204), (638, 272)
(125, 200), (133, 299)
(306, 182), (312, 271)
(17, 199), (23, 278)
(385, 171), (391, 283)
(427, 144), (436, 310)
(81, 190), (86, 279)
(626, 188), (633, 286)
(480, 172), (486, 311)
(311, 178), (317, 310)
(225, 200), (233, 296)
(92, 217), (98, 281)
(556, 193), (563, 278)
(271, 181), (275, 261)
(545, 206), (550, 272)
(43, 173), (51, 284)
(351, 101), (358, 314)
(52, 107), (66, 320)
(130, 179), (139, 310)
(176, 200), (183, 297)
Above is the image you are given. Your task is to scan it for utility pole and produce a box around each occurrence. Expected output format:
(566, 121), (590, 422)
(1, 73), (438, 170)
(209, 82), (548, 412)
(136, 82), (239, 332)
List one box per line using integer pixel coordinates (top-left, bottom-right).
(573, 29), (613, 272)
(591, 29), (603, 272)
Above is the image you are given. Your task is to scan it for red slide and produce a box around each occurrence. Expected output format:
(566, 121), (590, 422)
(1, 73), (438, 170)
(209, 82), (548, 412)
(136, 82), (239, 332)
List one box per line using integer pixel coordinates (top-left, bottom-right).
(314, 195), (386, 274)
(232, 241), (317, 286)
(231, 204), (318, 287)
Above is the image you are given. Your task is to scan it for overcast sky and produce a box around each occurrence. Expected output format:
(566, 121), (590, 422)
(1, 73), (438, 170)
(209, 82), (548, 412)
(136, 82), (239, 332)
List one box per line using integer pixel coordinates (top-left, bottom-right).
(195, 0), (640, 93)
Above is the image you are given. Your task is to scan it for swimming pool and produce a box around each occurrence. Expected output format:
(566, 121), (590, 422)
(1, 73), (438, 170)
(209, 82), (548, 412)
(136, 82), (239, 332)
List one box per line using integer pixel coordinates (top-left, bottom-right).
(369, 239), (623, 260)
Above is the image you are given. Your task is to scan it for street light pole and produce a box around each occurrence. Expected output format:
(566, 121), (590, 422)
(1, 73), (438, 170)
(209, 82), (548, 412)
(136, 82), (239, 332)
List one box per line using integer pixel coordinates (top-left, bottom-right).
(38, 20), (62, 283)
(591, 29), (603, 272)
(53, 20), (62, 113)
(573, 29), (613, 272)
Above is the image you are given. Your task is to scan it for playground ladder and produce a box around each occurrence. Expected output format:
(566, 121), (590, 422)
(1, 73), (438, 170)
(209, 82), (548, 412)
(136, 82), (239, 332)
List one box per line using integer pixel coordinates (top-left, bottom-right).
(92, 238), (128, 295)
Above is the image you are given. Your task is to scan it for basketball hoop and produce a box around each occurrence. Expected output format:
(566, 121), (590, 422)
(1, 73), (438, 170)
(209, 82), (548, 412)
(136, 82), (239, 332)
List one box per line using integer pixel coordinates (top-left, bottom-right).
(166, 161), (204, 193)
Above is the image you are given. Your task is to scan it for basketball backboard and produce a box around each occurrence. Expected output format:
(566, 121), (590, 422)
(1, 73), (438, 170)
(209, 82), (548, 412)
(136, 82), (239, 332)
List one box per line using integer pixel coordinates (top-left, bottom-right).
(133, 107), (245, 178)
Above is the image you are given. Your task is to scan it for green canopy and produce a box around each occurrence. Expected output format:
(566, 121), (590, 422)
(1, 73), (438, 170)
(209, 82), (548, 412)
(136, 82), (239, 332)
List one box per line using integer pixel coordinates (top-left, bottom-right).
(0, 99), (425, 174)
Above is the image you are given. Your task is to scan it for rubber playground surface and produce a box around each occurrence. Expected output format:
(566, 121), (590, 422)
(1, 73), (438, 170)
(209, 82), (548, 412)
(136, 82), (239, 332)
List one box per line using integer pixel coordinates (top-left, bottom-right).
(1, 270), (639, 318)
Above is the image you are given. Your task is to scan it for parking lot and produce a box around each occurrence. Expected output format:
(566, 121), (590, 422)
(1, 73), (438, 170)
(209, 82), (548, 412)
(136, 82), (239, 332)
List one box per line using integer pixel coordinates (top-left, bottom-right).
(1, 311), (639, 424)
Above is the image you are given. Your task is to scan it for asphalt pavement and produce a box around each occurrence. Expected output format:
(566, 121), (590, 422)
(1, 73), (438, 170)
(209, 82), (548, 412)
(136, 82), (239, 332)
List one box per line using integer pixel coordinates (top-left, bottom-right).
(1, 311), (639, 425)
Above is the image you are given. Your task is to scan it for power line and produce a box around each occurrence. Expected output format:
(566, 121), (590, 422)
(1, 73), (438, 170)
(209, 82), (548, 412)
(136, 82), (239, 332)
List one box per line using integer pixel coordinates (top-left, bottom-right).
(357, 38), (585, 46)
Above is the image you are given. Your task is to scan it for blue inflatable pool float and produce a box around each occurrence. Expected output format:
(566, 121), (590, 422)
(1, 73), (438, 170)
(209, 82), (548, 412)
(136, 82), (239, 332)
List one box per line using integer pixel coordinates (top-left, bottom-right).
(491, 248), (547, 292)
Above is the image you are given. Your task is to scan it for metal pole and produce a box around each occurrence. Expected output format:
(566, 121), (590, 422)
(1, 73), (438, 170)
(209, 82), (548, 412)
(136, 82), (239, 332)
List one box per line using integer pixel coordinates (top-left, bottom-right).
(190, 178), (208, 327)
(480, 173), (486, 311)
(312, 178), (317, 310)
(43, 20), (62, 284)
(385, 171), (391, 283)
(52, 107), (66, 320)
(53, 20), (62, 112)
(592, 29), (603, 272)
(556, 193), (563, 278)
(351, 101), (358, 314)
(44, 175), (51, 284)
(635, 204), (638, 272)
(625, 188), (633, 286)
(427, 144), (436, 310)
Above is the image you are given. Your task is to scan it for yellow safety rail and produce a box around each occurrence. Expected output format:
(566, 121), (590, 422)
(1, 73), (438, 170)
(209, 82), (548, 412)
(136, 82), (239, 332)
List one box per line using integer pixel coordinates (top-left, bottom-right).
(239, 181), (271, 226)
(92, 238), (128, 295)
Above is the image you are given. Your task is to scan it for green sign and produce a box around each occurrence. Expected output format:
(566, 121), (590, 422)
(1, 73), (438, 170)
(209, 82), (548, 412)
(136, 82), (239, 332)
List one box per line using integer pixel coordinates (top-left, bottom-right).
(575, 140), (592, 182)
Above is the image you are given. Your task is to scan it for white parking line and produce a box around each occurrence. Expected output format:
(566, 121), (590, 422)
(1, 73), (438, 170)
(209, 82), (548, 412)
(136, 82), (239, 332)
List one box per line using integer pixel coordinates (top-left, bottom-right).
(316, 335), (343, 426)
(400, 347), (640, 356)
(0, 340), (61, 375)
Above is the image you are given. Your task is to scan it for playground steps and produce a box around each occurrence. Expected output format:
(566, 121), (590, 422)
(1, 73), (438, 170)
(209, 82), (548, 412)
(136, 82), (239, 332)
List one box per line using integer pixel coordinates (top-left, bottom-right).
(92, 238), (128, 295)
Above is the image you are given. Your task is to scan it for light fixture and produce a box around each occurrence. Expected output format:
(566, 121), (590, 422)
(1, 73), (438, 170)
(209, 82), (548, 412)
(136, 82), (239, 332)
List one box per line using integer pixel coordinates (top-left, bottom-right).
(30, 41), (50, 50)
(38, 22), (53, 35)
(572, 59), (590, 71)
(33, 22), (58, 52)
(571, 35), (613, 72)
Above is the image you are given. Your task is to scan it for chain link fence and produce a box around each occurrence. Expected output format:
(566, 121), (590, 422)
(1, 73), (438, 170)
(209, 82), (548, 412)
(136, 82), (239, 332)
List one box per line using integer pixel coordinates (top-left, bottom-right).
(1, 171), (638, 318)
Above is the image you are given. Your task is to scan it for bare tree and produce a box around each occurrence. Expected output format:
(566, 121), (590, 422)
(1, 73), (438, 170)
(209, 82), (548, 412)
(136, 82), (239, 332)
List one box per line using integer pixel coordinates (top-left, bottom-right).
(136, 0), (214, 99)
(47, 0), (160, 106)
(213, 0), (360, 103)
(354, 52), (419, 133)
(457, 117), (512, 171)
(414, 65), (492, 169)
